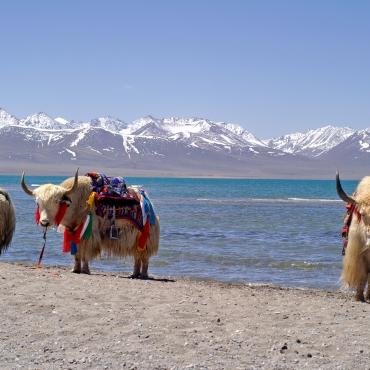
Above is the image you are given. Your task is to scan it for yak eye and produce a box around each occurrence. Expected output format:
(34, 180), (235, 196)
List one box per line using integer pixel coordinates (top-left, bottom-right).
(61, 194), (72, 204)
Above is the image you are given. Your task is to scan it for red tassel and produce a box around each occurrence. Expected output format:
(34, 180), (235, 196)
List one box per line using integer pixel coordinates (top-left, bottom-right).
(138, 220), (150, 250)
(63, 223), (84, 253)
(63, 229), (71, 253)
(55, 203), (68, 226)
(35, 206), (40, 224)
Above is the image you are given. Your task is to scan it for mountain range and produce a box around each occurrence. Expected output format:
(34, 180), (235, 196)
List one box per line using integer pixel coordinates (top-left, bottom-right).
(0, 107), (368, 178)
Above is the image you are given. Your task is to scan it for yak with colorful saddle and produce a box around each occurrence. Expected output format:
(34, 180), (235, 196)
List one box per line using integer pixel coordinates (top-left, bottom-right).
(22, 169), (160, 278)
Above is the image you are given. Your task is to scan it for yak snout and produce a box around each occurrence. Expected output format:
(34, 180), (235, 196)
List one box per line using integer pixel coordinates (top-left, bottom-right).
(39, 208), (52, 227)
(40, 219), (50, 227)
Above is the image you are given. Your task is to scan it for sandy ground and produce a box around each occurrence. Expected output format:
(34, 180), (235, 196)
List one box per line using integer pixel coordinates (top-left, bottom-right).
(0, 263), (369, 370)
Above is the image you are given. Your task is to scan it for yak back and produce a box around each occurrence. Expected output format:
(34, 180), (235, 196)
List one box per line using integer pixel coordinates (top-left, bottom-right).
(354, 176), (370, 204)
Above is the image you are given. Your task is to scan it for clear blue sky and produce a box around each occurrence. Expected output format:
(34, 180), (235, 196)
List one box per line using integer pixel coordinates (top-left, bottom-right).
(0, 0), (369, 137)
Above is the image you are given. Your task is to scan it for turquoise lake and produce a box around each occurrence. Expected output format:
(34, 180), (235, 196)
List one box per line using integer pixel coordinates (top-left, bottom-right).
(0, 175), (358, 289)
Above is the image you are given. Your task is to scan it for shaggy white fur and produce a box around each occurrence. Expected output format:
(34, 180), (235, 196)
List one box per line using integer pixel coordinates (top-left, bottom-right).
(0, 189), (15, 253)
(23, 173), (160, 278)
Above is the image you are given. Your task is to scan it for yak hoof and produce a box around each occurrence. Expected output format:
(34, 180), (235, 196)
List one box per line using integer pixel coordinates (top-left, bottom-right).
(355, 294), (365, 302)
(72, 269), (81, 274)
(129, 273), (141, 279)
(140, 274), (149, 280)
(81, 267), (91, 275)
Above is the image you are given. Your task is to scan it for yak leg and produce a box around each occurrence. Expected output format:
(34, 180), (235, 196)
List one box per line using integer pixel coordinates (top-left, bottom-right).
(130, 255), (141, 278)
(72, 254), (81, 273)
(81, 259), (90, 275)
(365, 274), (370, 301)
(355, 280), (366, 302)
(78, 243), (91, 275)
(140, 254), (149, 279)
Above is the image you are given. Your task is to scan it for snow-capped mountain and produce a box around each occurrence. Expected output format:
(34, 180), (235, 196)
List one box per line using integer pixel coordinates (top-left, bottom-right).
(124, 116), (268, 152)
(0, 108), (19, 127)
(264, 126), (355, 157)
(0, 108), (294, 176)
(320, 129), (370, 165)
(0, 107), (369, 177)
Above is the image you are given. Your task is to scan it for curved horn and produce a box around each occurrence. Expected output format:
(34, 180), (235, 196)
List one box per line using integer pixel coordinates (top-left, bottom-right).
(64, 168), (79, 196)
(336, 171), (356, 205)
(21, 171), (34, 197)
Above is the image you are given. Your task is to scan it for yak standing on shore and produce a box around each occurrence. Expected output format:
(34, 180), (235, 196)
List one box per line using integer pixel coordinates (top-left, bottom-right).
(21, 170), (160, 278)
(336, 171), (370, 301)
(0, 188), (15, 254)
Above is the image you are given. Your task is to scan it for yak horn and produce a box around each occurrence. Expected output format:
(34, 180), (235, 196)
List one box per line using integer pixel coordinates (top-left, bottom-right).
(21, 171), (34, 196)
(336, 171), (356, 205)
(65, 168), (79, 196)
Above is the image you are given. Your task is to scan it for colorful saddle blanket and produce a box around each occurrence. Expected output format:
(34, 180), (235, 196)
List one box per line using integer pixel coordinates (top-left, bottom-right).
(86, 172), (155, 231)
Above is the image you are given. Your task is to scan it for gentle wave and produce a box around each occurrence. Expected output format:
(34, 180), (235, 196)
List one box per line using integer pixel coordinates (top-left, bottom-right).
(269, 260), (336, 270)
(288, 197), (342, 203)
(197, 197), (342, 204)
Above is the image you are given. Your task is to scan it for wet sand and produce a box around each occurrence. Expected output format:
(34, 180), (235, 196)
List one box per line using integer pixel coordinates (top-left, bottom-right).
(0, 262), (368, 369)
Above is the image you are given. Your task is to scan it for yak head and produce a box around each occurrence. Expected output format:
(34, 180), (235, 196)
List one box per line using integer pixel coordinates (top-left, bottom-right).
(21, 170), (79, 228)
(337, 171), (370, 244)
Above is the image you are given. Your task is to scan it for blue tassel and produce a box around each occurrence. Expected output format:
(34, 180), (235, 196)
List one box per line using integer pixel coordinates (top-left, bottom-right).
(71, 242), (78, 255)
(142, 192), (156, 225)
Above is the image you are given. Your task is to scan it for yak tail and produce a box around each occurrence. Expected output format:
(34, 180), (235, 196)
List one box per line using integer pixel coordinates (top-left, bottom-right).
(341, 226), (368, 288)
(0, 189), (15, 254)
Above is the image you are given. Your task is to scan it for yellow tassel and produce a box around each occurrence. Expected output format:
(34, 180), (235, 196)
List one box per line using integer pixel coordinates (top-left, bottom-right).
(86, 192), (96, 209)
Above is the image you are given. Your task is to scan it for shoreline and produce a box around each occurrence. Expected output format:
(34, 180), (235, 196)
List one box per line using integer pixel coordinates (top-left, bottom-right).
(0, 171), (359, 181)
(0, 262), (368, 369)
(3, 259), (341, 292)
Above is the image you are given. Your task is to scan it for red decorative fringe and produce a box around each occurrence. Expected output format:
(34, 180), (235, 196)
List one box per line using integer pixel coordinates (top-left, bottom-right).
(63, 223), (84, 253)
(35, 206), (40, 224)
(138, 220), (150, 250)
(55, 203), (68, 226)
(35, 202), (68, 226)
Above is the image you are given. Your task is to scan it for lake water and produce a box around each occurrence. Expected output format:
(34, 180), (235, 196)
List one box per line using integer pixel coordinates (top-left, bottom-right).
(0, 175), (357, 290)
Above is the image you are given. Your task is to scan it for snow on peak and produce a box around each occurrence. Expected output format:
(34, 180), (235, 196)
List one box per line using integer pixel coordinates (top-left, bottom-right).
(20, 112), (64, 130)
(160, 117), (212, 137)
(265, 125), (355, 156)
(124, 116), (160, 134)
(55, 117), (70, 125)
(0, 107), (365, 159)
(89, 117), (127, 132)
(0, 108), (19, 127)
(223, 122), (266, 147)
(125, 116), (268, 150)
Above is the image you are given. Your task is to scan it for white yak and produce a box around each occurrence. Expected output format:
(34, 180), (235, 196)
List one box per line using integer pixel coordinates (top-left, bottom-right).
(21, 170), (160, 278)
(337, 171), (370, 301)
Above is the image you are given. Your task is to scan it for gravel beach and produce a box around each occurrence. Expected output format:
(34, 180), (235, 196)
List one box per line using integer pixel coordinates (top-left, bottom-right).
(0, 262), (368, 369)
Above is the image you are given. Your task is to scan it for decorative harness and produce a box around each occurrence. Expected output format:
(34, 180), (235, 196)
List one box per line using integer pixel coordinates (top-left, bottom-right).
(86, 172), (156, 250)
(35, 201), (69, 227)
(341, 203), (361, 255)
(34, 198), (72, 264)
(34, 173), (156, 259)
